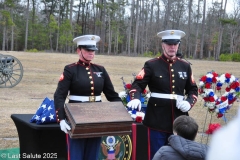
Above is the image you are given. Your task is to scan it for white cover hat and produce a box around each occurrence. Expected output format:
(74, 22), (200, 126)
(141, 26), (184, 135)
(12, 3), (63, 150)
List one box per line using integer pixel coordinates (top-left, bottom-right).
(157, 30), (185, 44)
(73, 35), (100, 50)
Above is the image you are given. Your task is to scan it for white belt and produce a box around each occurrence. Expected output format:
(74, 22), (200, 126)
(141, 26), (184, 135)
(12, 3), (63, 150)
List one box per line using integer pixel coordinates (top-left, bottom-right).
(150, 93), (184, 100)
(68, 95), (101, 102)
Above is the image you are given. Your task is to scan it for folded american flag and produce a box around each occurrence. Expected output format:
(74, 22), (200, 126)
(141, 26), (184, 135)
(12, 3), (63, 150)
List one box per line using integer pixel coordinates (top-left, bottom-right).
(30, 97), (57, 124)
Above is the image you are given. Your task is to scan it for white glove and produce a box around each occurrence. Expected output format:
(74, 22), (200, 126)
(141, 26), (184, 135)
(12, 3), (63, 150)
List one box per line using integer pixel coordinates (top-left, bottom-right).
(177, 101), (191, 112)
(60, 120), (71, 134)
(127, 99), (141, 111)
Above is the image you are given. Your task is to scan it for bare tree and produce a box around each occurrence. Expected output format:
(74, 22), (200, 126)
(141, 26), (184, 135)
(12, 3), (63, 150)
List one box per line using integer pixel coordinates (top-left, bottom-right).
(163, 0), (172, 30)
(155, 0), (161, 54)
(2, 2), (7, 51)
(56, 0), (61, 51)
(24, 0), (30, 51)
(133, 0), (139, 56)
(2, 0), (15, 51)
(199, 0), (206, 59)
(107, 13), (111, 55)
(127, 0), (134, 55)
(10, 8), (14, 51)
(187, 0), (193, 58)
(229, 0), (240, 53)
(216, 0), (228, 60)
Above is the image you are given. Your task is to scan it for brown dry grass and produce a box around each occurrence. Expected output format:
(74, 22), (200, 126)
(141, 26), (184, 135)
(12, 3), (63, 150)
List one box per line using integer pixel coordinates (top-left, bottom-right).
(0, 51), (239, 149)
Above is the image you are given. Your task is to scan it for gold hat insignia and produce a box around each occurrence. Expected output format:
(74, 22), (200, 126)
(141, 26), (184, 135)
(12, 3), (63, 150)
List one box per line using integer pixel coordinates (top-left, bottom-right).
(91, 36), (95, 40)
(170, 31), (174, 35)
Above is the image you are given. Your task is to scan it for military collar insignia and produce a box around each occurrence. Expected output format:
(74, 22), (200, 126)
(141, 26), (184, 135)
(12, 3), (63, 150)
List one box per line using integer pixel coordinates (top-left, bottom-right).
(161, 54), (177, 63)
(167, 59), (175, 63)
(78, 60), (90, 66)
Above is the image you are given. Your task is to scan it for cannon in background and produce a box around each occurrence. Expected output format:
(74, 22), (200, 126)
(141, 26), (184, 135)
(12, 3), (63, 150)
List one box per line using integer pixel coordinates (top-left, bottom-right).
(0, 54), (23, 88)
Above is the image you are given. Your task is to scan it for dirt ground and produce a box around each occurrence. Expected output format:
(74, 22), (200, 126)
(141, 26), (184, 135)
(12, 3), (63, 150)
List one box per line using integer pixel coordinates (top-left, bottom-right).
(0, 51), (239, 149)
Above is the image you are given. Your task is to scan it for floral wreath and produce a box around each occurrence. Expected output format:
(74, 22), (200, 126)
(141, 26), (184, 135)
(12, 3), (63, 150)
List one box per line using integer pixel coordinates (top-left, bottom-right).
(198, 71), (240, 118)
(119, 75), (150, 122)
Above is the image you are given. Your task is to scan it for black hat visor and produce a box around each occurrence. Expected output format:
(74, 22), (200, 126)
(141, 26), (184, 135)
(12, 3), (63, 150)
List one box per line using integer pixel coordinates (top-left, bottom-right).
(79, 45), (98, 51)
(162, 39), (180, 45)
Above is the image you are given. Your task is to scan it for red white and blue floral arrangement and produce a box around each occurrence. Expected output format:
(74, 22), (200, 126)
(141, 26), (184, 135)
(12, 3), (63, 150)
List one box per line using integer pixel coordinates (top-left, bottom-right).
(119, 75), (150, 122)
(198, 71), (240, 118)
(198, 71), (240, 140)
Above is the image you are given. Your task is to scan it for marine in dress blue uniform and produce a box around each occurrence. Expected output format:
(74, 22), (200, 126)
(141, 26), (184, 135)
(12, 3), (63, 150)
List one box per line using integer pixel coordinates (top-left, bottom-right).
(127, 30), (198, 160)
(54, 35), (122, 160)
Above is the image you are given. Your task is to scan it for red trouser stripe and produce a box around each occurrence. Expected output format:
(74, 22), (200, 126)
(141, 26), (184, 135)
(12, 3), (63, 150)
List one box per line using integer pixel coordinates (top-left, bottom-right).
(66, 134), (70, 160)
(132, 123), (137, 160)
(147, 128), (151, 160)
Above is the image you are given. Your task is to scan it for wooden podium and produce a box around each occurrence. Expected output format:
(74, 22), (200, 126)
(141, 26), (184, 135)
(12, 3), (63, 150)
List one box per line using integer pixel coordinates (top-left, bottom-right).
(64, 102), (133, 138)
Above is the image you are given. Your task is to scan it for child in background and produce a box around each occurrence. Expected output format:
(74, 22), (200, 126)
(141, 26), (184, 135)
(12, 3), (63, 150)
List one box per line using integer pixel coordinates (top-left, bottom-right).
(153, 115), (208, 160)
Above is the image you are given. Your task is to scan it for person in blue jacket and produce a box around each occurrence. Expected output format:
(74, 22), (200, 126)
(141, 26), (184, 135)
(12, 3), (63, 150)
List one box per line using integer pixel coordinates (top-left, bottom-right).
(152, 115), (208, 160)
